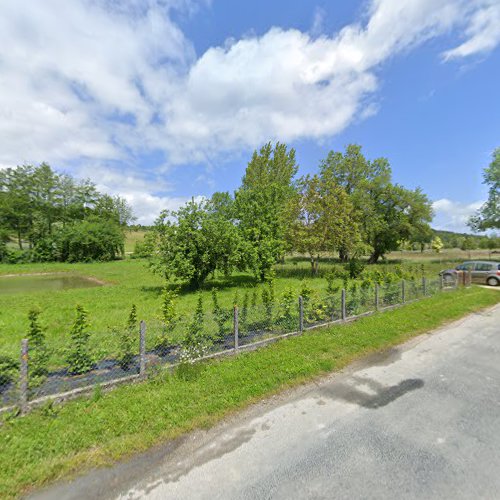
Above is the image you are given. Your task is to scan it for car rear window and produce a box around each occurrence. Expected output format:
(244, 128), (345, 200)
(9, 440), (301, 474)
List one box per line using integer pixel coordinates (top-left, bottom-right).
(476, 263), (494, 271)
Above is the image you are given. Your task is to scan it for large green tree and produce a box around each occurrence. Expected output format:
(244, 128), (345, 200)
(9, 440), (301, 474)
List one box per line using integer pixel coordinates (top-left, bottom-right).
(469, 148), (500, 231)
(235, 142), (298, 280)
(147, 195), (245, 288)
(290, 173), (359, 275)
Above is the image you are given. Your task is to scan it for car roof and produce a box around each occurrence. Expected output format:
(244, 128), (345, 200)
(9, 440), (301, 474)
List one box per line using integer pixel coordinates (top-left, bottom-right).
(462, 260), (500, 265)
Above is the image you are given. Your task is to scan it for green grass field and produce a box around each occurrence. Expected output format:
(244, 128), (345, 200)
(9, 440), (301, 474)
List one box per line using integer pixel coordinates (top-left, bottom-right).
(0, 286), (498, 498)
(0, 245), (493, 364)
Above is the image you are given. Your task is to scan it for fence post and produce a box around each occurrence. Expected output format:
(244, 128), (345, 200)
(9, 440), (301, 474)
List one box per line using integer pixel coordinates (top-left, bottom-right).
(20, 339), (29, 415)
(139, 320), (146, 376)
(439, 274), (444, 291)
(375, 284), (379, 311)
(299, 296), (304, 333)
(234, 305), (239, 352)
(422, 277), (427, 296)
(467, 269), (472, 288)
(402, 280), (406, 304)
(341, 288), (346, 321)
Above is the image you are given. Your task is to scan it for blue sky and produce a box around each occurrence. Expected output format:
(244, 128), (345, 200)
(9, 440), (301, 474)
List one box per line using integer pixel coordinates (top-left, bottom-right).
(0, 0), (499, 231)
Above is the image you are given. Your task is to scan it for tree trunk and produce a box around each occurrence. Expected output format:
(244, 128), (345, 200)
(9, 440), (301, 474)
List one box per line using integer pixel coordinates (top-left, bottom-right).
(17, 228), (23, 250)
(339, 247), (349, 263)
(368, 250), (381, 264)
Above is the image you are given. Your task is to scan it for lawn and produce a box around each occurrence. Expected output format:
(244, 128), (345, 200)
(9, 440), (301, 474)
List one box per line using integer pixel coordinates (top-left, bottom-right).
(0, 286), (498, 498)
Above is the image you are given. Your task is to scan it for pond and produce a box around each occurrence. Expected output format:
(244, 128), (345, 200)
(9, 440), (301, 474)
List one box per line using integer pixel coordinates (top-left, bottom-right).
(0, 274), (104, 295)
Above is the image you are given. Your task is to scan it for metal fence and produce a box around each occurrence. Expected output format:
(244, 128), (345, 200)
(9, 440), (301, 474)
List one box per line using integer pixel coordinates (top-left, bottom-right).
(0, 276), (462, 415)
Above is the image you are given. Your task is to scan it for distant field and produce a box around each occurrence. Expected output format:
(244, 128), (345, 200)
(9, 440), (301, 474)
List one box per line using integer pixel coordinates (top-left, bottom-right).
(124, 229), (147, 253)
(386, 248), (497, 262)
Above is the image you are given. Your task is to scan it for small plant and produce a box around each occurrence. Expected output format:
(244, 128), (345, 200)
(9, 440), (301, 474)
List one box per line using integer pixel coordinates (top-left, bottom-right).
(251, 288), (258, 308)
(157, 288), (178, 349)
(181, 294), (211, 362)
(261, 285), (274, 327)
(277, 287), (297, 331)
(212, 288), (230, 340)
(26, 308), (48, 385)
(66, 305), (94, 375)
(0, 355), (18, 387)
(241, 291), (249, 333)
(345, 258), (365, 280)
(117, 304), (137, 370)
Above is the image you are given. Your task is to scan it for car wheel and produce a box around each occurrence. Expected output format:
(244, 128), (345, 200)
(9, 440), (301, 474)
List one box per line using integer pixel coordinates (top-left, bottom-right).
(487, 277), (499, 287)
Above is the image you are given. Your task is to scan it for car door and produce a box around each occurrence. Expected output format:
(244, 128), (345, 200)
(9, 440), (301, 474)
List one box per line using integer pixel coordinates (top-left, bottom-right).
(472, 262), (493, 283)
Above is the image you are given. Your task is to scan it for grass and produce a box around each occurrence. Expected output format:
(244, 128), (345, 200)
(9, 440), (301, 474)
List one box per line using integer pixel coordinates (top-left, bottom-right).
(0, 249), (492, 364)
(0, 286), (498, 498)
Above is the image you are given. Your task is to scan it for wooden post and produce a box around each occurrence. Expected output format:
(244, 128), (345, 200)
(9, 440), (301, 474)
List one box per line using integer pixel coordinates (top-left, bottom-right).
(402, 280), (406, 304)
(375, 284), (379, 311)
(299, 296), (304, 333)
(20, 339), (28, 415)
(139, 320), (146, 376)
(234, 306), (239, 352)
(422, 277), (427, 296)
(439, 274), (444, 290)
(467, 269), (472, 288)
(341, 288), (346, 321)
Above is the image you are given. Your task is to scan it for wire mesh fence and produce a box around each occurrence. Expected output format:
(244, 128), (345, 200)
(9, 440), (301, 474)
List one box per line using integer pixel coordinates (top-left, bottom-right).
(0, 276), (460, 414)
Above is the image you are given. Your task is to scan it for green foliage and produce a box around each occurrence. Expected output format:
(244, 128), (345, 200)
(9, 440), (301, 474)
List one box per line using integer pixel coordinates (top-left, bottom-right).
(0, 163), (132, 262)
(469, 148), (500, 231)
(277, 287), (297, 330)
(26, 309), (48, 384)
(148, 196), (245, 288)
(0, 355), (18, 386)
(117, 305), (137, 370)
(235, 142), (298, 281)
(289, 172), (359, 274)
(66, 305), (93, 375)
(212, 288), (230, 340)
(345, 258), (365, 279)
(431, 236), (444, 254)
(241, 291), (250, 332)
(157, 288), (178, 349)
(181, 294), (211, 362)
(261, 285), (274, 326)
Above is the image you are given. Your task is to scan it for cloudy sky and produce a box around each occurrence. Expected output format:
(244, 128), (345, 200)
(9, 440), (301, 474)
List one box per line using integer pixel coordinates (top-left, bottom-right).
(1, 0), (499, 231)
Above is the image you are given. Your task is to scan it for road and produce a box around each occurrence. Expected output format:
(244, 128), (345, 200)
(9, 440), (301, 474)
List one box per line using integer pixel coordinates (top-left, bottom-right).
(32, 304), (500, 500)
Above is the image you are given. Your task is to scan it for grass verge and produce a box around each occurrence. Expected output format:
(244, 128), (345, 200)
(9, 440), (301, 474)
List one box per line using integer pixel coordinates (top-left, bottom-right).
(1, 286), (499, 498)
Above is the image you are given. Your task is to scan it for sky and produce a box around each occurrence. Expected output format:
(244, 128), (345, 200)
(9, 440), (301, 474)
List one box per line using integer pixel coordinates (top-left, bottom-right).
(0, 0), (499, 232)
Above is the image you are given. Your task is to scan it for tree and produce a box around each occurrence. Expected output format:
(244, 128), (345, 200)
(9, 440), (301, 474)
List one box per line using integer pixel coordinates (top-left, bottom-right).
(148, 195), (245, 288)
(319, 145), (391, 261)
(66, 305), (93, 375)
(290, 173), (359, 275)
(461, 236), (476, 259)
(469, 148), (500, 231)
(366, 185), (433, 263)
(27, 309), (48, 382)
(431, 236), (444, 254)
(235, 142), (298, 280)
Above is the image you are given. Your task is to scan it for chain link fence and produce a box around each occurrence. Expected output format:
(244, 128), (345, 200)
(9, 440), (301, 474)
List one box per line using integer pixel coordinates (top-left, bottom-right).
(0, 275), (462, 415)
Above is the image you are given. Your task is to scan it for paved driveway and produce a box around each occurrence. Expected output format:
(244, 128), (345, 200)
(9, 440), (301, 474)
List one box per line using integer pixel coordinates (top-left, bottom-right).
(32, 305), (500, 500)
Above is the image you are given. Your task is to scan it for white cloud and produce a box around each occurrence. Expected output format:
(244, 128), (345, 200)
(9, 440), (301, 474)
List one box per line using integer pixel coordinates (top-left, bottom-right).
(443, 0), (500, 60)
(0, 0), (499, 219)
(432, 198), (483, 233)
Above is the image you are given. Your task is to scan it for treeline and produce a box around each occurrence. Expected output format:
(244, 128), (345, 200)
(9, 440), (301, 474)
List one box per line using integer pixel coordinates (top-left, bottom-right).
(145, 143), (434, 287)
(0, 163), (134, 263)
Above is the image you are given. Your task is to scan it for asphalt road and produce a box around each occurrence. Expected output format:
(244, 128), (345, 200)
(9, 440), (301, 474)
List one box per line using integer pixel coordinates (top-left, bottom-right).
(32, 304), (500, 500)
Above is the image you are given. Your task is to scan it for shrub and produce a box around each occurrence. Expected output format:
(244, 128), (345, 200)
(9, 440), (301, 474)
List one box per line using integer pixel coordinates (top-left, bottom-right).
(0, 355), (18, 387)
(26, 309), (48, 385)
(345, 258), (365, 279)
(181, 294), (211, 362)
(66, 305), (94, 375)
(117, 304), (137, 370)
(277, 287), (297, 331)
(156, 288), (177, 349)
(212, 288), (230, 340)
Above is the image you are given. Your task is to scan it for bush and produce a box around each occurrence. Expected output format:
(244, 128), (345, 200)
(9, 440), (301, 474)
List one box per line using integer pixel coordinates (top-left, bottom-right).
(212, 288), (231, 340)
(66, 305), (94, 375)
(131, 241), (151, 259)
(0, 355), (18, 387)
(181, 294), (212, 362)
(156, 288), (178, 349)
(26, 309), (48, 385)
(57, 218), (125, 262)
(345, 258), (365, 279)
(117, 305), (137, 370)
